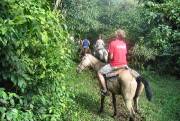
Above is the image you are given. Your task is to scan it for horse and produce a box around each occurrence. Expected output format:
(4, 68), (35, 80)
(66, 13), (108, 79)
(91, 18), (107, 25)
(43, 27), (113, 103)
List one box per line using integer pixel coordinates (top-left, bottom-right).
(76, 54), (152, 121)
(80, 47), (91, 59)
(93, 46), (108, 63)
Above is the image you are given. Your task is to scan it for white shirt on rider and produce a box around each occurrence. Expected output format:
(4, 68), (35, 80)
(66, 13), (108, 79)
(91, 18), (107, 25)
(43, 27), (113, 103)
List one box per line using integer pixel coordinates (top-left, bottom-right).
(95, 39), (105, 50)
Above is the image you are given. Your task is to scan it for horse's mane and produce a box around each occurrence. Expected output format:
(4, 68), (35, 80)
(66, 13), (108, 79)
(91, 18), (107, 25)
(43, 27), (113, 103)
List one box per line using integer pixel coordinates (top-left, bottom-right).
(86, 54), (105, 64)
(86, 54), (106, 71)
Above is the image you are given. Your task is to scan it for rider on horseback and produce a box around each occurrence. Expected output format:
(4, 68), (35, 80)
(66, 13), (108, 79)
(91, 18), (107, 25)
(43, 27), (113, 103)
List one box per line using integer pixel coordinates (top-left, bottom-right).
(82, 37), (90, 56)
(98, 29), (128, 96)
(95, 34), (105, 50)
(94, 34), (108, 62)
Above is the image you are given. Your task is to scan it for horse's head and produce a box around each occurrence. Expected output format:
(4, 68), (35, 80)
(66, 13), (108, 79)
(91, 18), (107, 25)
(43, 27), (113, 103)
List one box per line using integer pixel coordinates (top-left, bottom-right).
(76, 54), (92, 73)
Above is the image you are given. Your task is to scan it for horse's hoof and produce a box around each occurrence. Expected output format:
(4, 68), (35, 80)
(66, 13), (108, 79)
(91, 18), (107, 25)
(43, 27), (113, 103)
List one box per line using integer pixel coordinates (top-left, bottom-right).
(135, 109), (140, 114)
(129, 117), (135, 121)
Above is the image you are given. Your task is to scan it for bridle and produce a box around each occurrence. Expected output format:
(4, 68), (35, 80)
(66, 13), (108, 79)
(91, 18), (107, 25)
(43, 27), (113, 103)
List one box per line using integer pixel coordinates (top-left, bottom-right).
(78, 55), (89, 72)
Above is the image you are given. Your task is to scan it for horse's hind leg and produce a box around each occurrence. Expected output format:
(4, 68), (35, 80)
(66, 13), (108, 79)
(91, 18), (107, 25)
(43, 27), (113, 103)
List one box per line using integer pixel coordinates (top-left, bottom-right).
(133, 97), (139, 113)
(112, 93), (117, 117)
(98, 95), (105, 113)
(134, 82), (144, 113)
(125, 99), (135, 121)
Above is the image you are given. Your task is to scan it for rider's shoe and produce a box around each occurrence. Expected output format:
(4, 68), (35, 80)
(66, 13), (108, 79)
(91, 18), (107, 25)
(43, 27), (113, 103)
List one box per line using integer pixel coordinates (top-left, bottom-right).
(101, 89), (109, 96)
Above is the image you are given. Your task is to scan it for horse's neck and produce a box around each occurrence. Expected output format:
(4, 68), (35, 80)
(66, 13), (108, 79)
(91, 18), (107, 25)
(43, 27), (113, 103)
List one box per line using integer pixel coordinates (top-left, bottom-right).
(90, 55), (105, 71)
(93, 62), (105, 71)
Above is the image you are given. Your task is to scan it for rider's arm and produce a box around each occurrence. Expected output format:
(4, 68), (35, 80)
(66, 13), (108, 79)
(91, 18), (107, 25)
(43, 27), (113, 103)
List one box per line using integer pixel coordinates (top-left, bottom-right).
(108, 52), (113, 63)
(102, 40), (105, 46)
(107, 41), (114, 63)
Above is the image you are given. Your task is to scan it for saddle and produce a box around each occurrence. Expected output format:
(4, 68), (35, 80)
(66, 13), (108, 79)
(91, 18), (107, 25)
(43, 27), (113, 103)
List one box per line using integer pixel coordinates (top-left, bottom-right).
(104, 66), (128, 81)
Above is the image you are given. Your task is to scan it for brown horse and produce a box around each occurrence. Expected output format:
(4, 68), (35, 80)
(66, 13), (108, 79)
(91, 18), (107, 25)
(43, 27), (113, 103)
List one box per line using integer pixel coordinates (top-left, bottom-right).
(76, 54), (152, 121)
(80, 48), (91, 58)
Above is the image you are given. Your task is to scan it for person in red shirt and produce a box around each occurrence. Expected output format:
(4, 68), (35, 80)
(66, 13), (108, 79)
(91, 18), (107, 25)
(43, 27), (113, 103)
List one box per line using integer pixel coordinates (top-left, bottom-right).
(98, 29), (128, 96)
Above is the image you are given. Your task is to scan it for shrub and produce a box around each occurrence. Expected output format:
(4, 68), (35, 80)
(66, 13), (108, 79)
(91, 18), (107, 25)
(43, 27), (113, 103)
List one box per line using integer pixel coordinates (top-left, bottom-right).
(0, 0), (77, 120)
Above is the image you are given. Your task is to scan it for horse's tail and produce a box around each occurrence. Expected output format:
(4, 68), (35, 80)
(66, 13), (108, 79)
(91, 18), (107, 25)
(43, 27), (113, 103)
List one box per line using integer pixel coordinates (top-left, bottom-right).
(136, 76), (153, 101)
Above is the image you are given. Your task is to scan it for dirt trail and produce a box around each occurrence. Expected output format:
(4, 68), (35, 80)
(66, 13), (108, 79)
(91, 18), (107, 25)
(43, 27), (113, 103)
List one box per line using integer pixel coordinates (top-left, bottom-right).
(106, 95), (145, 121)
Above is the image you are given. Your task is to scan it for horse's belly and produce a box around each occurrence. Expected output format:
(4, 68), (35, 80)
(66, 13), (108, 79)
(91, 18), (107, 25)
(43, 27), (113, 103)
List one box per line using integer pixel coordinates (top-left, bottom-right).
(107, 78), (121, 94)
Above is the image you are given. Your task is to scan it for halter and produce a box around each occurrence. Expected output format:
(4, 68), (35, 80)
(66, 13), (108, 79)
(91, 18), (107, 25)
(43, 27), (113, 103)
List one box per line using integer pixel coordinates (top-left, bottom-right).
(78, 55), (90, 72)
(78, 62), (88, 72)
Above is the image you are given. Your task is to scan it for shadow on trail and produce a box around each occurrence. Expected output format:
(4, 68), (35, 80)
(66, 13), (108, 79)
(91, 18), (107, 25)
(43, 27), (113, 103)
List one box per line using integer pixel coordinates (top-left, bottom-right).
(113, 96), (144, 121)
(74, 92), (100, 114)
(74, 92), (145, 121)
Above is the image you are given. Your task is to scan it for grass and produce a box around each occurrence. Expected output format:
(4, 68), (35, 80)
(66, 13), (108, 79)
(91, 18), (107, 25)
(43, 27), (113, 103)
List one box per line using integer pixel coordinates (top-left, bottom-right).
(65, 65), (180, 121)
(65, 67), (115, 121)
(139, 71), (180, 121)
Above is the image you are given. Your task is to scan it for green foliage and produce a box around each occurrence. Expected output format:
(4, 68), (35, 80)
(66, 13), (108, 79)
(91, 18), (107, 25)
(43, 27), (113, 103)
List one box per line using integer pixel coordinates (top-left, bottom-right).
(0, 0), (73, 90)
(0, 0), (77, 120)
(62, 0), (101, 35)
(130, 40), (158, 69)
(140, 71), (180, 121)
(138, 0), (180, 74)
(61, 0), (141, 40)
(118, 0), (180, 74)
(0, 88), (34, 121)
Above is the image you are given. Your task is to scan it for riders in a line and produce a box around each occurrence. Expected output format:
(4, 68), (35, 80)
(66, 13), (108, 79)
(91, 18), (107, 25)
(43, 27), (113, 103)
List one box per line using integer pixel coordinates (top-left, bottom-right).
(98, 29), (128, 96)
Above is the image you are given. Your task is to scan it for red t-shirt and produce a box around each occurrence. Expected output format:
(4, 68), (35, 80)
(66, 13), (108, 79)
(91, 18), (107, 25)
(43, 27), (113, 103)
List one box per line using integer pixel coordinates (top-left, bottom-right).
(108, 39), (127, 67)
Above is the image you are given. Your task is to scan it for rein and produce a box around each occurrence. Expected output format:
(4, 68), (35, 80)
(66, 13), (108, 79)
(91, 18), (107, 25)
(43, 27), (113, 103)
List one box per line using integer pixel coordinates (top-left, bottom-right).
(78, 60), (89, 72)
(78, 63), (87, 72)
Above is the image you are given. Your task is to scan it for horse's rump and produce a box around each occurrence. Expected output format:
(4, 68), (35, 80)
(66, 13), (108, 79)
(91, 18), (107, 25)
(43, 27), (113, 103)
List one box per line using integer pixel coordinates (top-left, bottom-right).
(105, 68), (137, 96)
